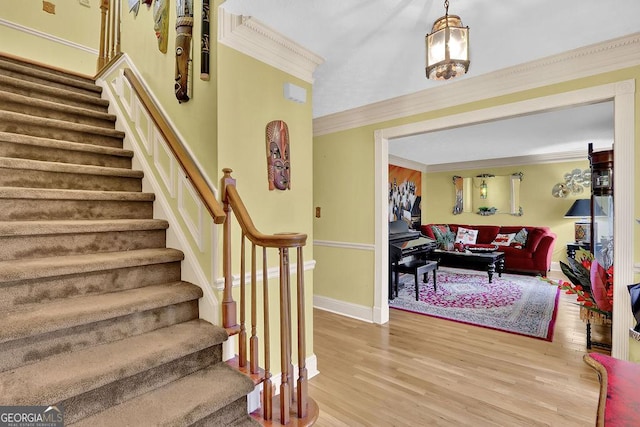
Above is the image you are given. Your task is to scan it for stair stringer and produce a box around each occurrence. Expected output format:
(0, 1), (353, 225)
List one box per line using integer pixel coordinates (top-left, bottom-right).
(95, 55), (221, 329)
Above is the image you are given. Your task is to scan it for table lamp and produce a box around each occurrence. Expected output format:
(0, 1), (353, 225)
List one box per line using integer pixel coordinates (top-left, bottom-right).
(564, 199), (591, 243)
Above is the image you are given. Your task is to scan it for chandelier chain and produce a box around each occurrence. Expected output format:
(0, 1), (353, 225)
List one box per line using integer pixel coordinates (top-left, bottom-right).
(444, 0), (449, 15)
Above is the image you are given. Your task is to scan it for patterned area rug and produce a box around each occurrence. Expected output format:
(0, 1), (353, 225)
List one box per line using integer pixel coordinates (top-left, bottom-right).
(389, 267), (559, 341)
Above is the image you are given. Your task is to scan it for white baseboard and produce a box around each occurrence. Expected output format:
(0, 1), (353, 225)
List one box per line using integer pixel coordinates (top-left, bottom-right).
(313, 295), (374, 323)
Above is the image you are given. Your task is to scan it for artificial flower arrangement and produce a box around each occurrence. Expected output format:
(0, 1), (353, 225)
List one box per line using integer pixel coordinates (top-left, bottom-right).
(541, 248), (613, 323)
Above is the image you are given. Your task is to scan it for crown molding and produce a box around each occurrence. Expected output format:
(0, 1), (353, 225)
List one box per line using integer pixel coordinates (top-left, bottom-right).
(218, 8), (324, 84)
(388, 155), (428, 173)
(314, 32), (640, 136)
(424, 150), (587, 173)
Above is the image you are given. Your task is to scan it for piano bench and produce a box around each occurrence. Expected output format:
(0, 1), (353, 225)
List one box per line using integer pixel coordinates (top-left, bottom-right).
(394, 260), (438, 300)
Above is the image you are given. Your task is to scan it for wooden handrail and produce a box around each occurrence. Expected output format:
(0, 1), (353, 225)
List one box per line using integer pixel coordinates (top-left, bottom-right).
(221, 168), (317, 424)
(222, 169), (306, 247)
(123, 68), (226, 224)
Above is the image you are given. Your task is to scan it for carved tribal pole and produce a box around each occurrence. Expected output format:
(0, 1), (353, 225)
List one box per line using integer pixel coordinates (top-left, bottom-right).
(175, 0), (193, 103)
(201, 0), (211, 80)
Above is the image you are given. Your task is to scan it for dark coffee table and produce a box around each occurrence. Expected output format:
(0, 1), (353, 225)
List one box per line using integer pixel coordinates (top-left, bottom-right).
(428, 249), (505, 283)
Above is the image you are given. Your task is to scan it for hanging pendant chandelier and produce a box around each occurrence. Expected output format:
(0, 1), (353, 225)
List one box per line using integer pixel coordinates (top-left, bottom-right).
(425, 0), (469, 80)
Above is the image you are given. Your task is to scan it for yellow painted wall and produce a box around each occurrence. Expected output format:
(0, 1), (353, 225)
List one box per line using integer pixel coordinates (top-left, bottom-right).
(424, 160), (590, 265)
(313, 66), (640, 310)
(217, 43), (315, 357)
(120, 1), (220, 179)
(0, 0), (99, 75)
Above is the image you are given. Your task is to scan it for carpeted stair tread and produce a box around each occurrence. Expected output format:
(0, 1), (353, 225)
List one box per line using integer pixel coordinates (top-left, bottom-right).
(0, 157), (143, 178)
(0, 74), (109, 111)
(0, 57), (102, 96)
(0, 319), (227, 405)
(0, 282), (203, 343)
(0, 219), (168, 236)
(0, 132), (132, 158)
(71, 363), (256, 427)
(0, 187), (154, 201)
(0, 53), (95, 85)
(0, 110), (124, 139)
(0, 247), (184, 283)
(0, 91), (116, 127)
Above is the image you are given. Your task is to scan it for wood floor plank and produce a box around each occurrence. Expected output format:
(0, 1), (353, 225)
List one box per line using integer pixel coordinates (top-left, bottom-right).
(309, 272), (607, 426)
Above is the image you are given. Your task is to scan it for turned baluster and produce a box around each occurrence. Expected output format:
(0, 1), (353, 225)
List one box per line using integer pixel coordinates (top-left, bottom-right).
(239, 235), (247, 367)
(279, 248), (291, 424)
(296, 246), (308, 418)
(262, 246), (273, 420)
(97, 0), (109, 70)
(109, 0), (116, 59)
(250, 243), (259, 374)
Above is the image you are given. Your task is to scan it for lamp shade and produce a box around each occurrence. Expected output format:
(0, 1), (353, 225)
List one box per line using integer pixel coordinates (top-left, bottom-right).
(564, 199), (591, 218)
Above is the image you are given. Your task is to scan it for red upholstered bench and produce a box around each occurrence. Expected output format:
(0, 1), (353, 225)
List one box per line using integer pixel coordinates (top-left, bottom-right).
(583, 352), (640, 426)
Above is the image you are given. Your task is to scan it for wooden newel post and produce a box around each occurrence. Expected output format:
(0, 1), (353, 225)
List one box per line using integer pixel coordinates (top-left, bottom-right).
(221, 168), (237, 329)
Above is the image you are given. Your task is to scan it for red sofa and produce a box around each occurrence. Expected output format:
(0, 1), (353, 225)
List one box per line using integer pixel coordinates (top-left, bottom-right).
(420, 223), (557, 276)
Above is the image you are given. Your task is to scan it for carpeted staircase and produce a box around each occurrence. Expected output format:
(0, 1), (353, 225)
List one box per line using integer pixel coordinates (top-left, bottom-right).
(0, 54), (258, 426)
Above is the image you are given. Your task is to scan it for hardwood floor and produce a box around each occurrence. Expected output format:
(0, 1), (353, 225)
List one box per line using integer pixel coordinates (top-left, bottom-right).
(308, 272), (611, 426)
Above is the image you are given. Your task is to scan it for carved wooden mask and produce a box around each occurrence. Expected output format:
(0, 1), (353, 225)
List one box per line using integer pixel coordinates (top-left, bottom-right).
(265, 120), (290, 191)
(153, 0), (169, 53)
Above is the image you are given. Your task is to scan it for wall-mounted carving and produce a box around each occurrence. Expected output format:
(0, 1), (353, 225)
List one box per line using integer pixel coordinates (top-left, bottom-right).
(175, 0), (193, 103)
(551, 168), (590, 198)
(153, 0), (169, 53)
(266, 120), (290, 191)
(200, 0), (211, 80)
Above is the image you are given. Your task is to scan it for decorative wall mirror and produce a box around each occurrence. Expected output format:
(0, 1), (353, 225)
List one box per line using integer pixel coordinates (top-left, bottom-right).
(452, 172), (523, 215)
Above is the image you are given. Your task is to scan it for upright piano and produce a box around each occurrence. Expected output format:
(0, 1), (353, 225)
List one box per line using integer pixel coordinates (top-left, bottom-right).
(389, 220), (437, 299)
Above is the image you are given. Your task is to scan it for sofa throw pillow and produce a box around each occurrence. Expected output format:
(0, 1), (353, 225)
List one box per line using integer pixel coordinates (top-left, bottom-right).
(455, 227), (478, 244)
(513, 228), (529, 247)
(431, 225), (450, 239)
(492, 233), (516, 246)
(431, 225), (455, 247)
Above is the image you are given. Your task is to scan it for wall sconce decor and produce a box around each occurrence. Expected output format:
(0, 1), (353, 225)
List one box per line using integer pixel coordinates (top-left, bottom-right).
(480, 180), (488, 199)
(551, 168), (590, 198)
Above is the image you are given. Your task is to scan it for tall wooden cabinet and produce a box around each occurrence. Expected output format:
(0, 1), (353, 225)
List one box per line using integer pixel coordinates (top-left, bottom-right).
(588, 143), (614, 269)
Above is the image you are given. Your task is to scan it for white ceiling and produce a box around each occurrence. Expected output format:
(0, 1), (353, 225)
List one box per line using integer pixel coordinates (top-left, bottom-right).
(220, 0), (639, 165)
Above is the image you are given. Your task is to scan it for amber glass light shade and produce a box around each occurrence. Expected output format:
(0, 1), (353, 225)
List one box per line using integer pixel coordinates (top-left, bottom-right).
(479, 180), (487, 199)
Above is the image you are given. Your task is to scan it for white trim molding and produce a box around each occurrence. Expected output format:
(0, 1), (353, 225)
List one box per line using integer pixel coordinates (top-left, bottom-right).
(314, 32), (640, 136)
(214, 260), (317, 291)
(313, 295), (374, 324)
(425, 150), (588, 173)
(314, 240), (375, 251)
(218, 8), (324, 84)
(0, 18), (98, 55)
